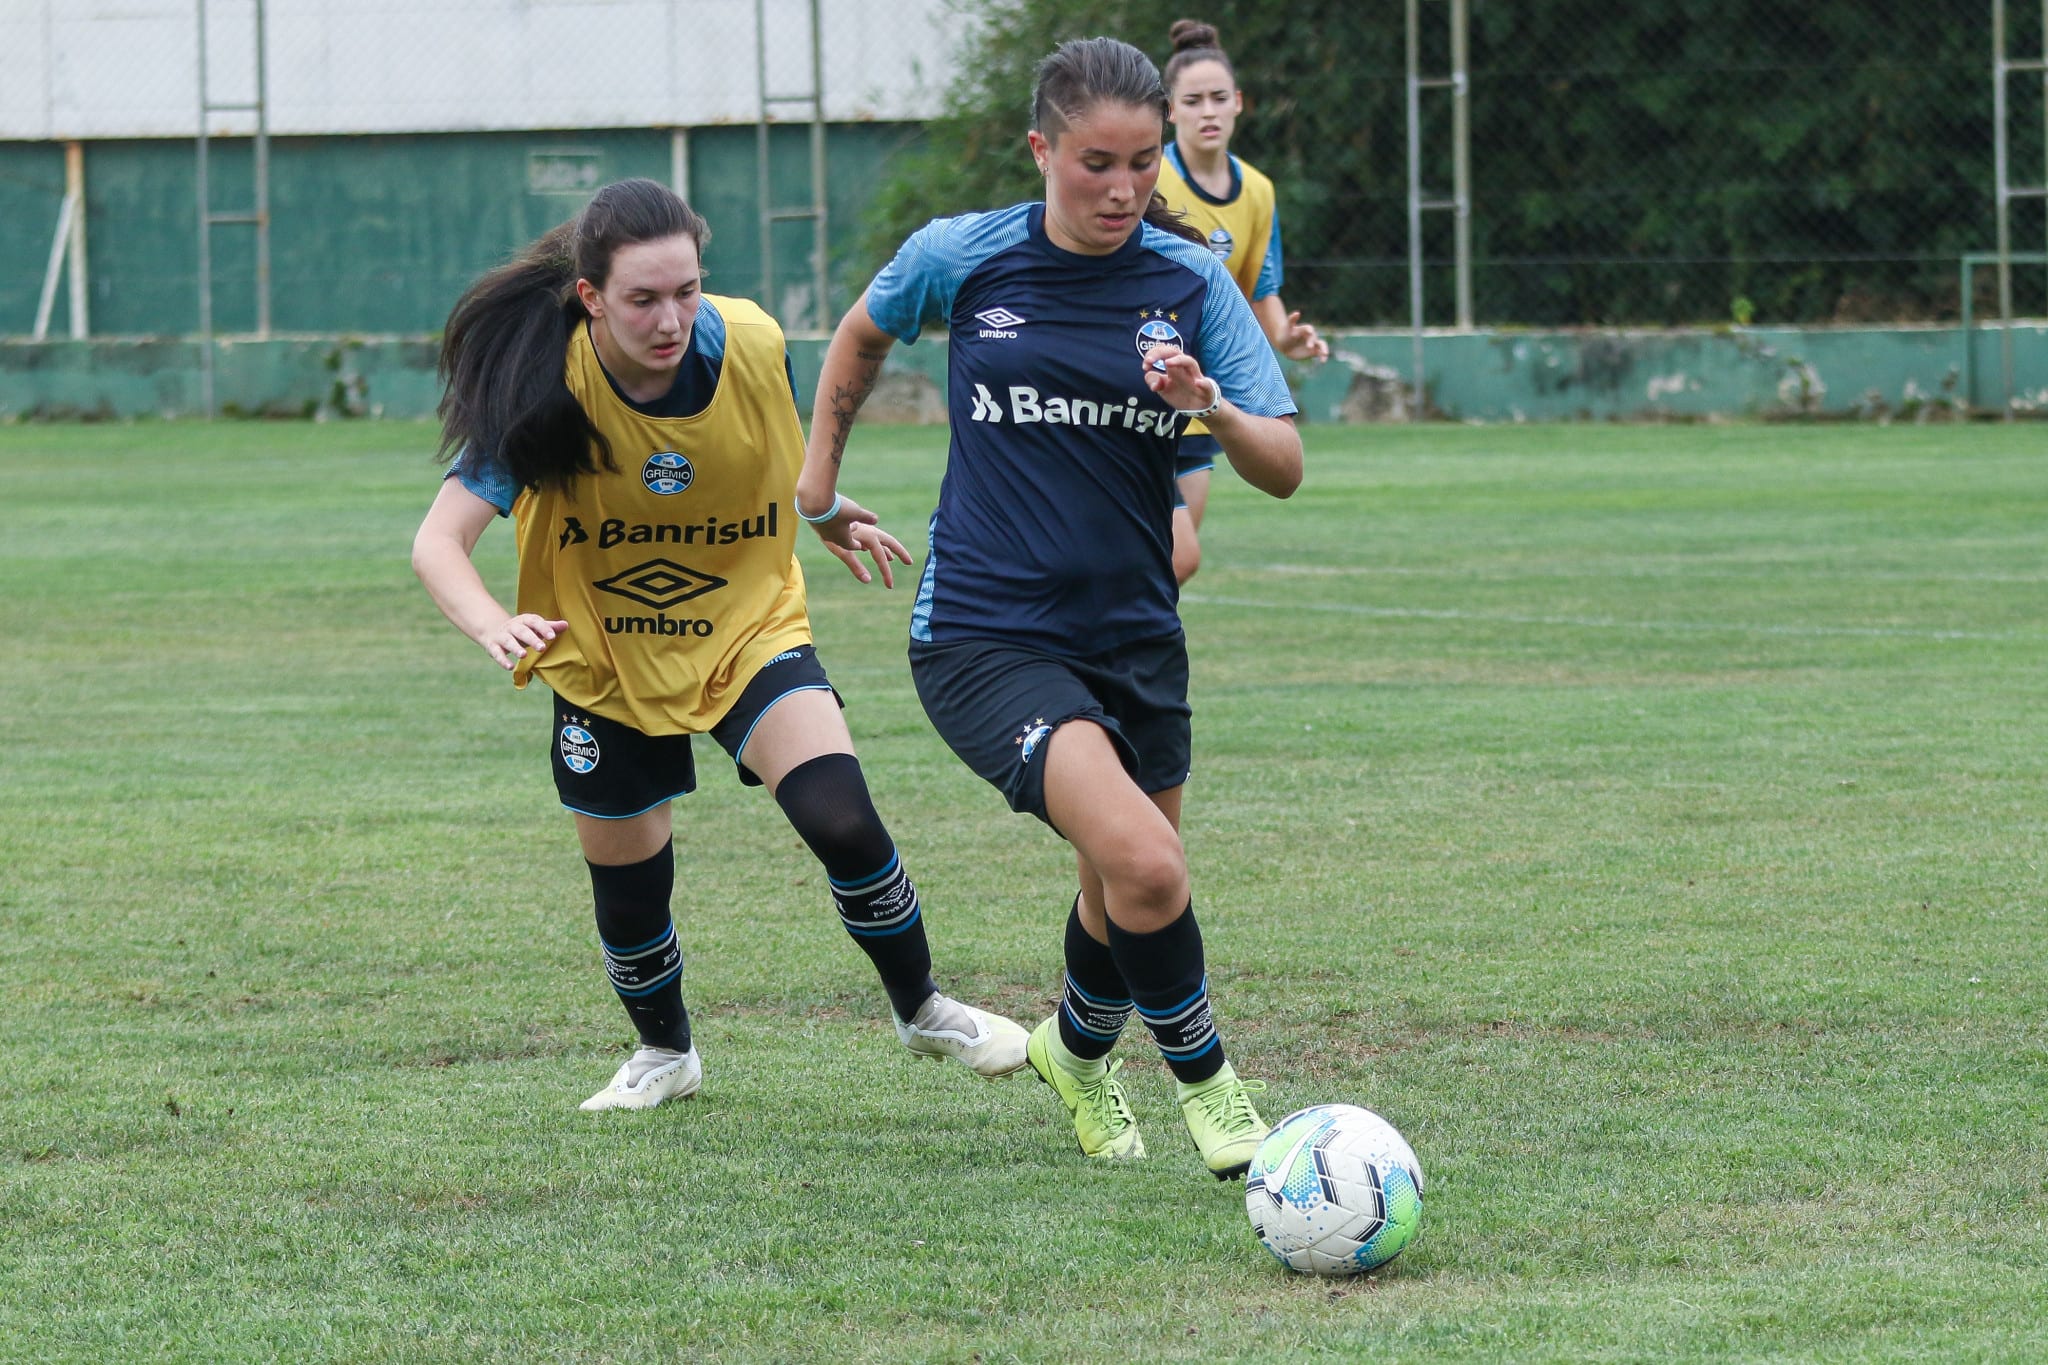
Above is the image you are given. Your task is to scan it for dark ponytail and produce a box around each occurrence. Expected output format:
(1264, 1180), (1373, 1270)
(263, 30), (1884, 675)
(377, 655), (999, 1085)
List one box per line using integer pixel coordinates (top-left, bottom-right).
(437, 178), (710, 493)
(1030, 36), (1207, 248)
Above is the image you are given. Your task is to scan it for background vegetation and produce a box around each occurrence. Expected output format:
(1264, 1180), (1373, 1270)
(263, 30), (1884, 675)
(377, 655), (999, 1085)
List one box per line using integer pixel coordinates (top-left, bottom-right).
(869, 0), (2025, 326)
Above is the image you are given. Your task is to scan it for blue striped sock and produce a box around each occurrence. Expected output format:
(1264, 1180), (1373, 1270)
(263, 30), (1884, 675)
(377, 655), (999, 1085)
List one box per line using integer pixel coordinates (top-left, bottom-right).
(1105, 903), (1225, 1084)
(1057, 895), (1132, 1061)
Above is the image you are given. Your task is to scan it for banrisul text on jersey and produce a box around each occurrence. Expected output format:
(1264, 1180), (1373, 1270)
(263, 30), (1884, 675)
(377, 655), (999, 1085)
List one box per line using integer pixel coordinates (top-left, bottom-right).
(863, 203), (1294, 654)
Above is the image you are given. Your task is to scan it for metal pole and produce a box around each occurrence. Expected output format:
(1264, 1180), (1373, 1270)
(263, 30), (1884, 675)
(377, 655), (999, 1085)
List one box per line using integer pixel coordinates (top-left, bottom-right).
(197, 0), (215, 418)
(33, 193), (76, 340)
(253, 0), (269, 338)
(1994, 0), (2014, 414)
(1405, 0), (1426, 416)
(1451, 0), (1472, 331)
(755, 0), (774, 320)
(1962, 255), (1977, 409)
(66, 141), (88, 337)
(808, 0), (829, 331)
(671, 127), (691, 201)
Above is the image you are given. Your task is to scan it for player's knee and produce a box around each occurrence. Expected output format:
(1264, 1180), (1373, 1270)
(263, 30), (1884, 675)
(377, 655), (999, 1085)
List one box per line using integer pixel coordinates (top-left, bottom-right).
(1108, 836), (1188, 913)
(774, 752), (893, 871)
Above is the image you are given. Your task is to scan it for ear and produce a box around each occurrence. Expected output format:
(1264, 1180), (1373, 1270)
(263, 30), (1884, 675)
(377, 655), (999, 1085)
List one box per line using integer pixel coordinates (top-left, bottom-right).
(1026, 129), (1051, 175)
(574, 277), (603, 317)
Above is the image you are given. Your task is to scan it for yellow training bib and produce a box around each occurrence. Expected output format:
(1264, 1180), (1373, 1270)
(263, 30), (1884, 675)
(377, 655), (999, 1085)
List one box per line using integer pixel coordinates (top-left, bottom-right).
(508, 297), (811, 735)
(1157, 150), (1279, 440)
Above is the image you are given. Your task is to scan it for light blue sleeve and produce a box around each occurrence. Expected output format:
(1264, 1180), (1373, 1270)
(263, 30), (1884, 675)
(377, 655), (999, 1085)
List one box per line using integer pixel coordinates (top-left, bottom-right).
(453, 451), (517, 515)
(1253, 209), (1284, 300)
(863, 205), (1034, 343)
(1146, 228), (1295, 418)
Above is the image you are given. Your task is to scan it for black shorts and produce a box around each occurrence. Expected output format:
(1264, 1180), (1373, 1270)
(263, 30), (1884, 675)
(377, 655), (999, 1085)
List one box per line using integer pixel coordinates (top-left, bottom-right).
(549, 644), (838, 818)
(1175, 434), (1221, 481)
(908, 633), (1191, 828)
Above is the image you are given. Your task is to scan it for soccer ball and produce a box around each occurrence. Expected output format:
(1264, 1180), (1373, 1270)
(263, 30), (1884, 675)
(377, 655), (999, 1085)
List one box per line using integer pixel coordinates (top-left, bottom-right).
(1244, 1104), (1424, 1276)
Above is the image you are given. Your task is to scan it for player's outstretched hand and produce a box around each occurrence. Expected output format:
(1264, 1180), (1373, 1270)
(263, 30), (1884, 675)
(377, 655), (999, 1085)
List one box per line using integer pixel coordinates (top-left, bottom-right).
(1279, 312), (1329, 363)
(482, 613), (569, 670)
(804, 493), (913, 588)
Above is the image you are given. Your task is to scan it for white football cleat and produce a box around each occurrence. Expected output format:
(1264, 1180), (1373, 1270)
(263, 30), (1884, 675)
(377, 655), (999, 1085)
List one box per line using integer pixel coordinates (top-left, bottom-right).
(894, 993), (1030, 1079)
(579, 1044), (702, 1111)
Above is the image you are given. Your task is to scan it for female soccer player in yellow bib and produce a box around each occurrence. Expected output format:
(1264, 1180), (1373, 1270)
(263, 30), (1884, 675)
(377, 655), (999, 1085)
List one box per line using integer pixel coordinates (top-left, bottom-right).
(1156, 17), (1329, 584)
(413, 178), (1026, 1111)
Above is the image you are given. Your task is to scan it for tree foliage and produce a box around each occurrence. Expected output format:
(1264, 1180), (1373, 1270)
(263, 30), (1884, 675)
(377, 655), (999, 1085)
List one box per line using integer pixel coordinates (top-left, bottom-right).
(864, 0), (2006, 326)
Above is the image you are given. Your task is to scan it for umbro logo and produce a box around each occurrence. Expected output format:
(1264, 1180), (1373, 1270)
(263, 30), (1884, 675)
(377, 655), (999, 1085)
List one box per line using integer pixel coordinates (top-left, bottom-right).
(592, 558), (728, 610)
(974, 306), (1024, 339)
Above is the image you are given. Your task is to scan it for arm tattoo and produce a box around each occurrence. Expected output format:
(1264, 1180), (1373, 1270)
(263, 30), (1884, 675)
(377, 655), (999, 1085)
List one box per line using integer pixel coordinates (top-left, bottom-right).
(825, 346), (890, 467)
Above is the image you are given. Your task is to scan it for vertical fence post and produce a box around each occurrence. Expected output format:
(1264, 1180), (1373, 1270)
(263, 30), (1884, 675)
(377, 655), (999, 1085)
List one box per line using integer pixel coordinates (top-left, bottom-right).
(1451, 0), (1472, 332)
(1405, 0), (1426, 416)
(196, 0), (215, 418)
(66, 141), (89, 338)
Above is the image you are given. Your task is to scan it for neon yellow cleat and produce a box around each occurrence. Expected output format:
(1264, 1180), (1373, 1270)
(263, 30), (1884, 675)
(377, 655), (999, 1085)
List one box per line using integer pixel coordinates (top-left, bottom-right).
(894, 993), (1031, 1078)
(579, 1045), (702, 1111)
(1176, 1062), (1268, 1178)
(1026, 1017), (1145, 1160)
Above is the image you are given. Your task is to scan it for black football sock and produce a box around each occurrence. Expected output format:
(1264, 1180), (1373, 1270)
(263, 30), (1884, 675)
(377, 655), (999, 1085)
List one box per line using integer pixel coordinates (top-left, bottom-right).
(775, 752), (939, 1021)
(1105, 901), (1226, 1085)
(588, 839), (691, 1052)
(1056, 894), (1133, 1062)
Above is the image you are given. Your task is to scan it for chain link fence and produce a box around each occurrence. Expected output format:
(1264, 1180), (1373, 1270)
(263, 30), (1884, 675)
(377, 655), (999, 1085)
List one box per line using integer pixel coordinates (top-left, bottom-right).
(3, 0), (2040, 335)
(1285, 0), (2039, 328)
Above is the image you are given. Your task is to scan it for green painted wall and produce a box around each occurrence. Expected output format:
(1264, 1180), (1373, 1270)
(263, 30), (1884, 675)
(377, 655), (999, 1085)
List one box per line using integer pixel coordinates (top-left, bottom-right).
(0, 143), (70, 334)
(6, 325), (2044, 423)
(1282, 326), (2046, 422)
(0, 125), (919, 339)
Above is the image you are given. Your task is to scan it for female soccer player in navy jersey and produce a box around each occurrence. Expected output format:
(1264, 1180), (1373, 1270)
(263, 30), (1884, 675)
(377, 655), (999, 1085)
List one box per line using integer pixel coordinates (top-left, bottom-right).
(412, 178), (1027, 1112)
(1157, 17), (1330, 586)
(795, 40), (1304, 1178)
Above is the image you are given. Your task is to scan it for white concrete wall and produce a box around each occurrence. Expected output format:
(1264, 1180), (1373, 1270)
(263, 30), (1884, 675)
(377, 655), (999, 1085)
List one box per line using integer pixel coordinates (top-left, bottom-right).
(0, 0), (963, 139)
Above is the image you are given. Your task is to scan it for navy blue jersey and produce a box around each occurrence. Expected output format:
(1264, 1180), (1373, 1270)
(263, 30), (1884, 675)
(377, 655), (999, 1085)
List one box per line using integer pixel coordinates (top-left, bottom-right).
(865, 202), (1294, 653)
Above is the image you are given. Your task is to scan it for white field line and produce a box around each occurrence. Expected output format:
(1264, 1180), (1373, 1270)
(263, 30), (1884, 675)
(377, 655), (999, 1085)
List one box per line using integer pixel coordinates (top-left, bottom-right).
(1264, 563), (2048, 585)
(1181, 594), (2036, 642)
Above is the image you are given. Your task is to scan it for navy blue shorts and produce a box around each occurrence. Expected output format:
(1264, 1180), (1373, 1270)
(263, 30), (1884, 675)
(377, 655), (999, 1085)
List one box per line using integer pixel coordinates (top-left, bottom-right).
(550, 644), (838, 818)
(1175, 434), (1221, 481)
(908, 633), (1191, 828)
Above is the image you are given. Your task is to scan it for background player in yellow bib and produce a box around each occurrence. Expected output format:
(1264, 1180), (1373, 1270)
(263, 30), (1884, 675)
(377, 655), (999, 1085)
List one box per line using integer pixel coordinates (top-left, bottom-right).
(412, 178), (1027, 1112)
(1156, 17), (1330, 584)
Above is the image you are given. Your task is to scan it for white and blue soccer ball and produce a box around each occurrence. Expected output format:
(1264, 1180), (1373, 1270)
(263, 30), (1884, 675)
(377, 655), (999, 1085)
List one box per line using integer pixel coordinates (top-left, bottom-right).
(1244, 1104), (1424, 1276)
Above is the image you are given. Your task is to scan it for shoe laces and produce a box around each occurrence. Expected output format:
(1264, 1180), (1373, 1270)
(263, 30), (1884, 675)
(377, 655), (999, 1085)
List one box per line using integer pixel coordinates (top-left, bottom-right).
(1074, 1058), (1137, 1129)
(1190, 1075), (1267, 1136)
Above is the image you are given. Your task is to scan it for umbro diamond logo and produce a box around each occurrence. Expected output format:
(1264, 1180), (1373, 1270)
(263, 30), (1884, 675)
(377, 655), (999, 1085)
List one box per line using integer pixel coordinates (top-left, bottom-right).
(592, 558), (728, 610)
(974, 306), (1024, 339)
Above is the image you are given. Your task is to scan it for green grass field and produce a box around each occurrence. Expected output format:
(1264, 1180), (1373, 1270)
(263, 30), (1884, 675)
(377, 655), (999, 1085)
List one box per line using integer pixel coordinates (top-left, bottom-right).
(3, 419), (2044, 1362)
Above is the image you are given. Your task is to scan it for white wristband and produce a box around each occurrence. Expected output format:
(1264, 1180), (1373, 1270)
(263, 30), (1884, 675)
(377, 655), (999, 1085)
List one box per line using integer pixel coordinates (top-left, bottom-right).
(794, 492), (843, 524)
(1173, 377), (1223, 419)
